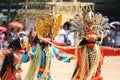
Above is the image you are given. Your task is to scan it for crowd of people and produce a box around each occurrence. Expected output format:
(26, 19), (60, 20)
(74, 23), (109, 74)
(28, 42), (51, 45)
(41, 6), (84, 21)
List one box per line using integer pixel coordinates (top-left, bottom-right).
(102, 19), (120, 48)
(0, 10), (120, 80)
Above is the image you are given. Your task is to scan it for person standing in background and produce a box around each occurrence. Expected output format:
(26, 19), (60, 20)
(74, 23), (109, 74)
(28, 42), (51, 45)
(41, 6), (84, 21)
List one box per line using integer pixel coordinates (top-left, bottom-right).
(55, 21), (73, 46)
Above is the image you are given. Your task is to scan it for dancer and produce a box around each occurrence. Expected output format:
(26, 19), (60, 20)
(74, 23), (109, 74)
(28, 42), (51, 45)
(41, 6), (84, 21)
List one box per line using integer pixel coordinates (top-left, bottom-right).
(39, 12), (120, 80)
(0, 31), (28, 80)
(21, 15), (74, 80)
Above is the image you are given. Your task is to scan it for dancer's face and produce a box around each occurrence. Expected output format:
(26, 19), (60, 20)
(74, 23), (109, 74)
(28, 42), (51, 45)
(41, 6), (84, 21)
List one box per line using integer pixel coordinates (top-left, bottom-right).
(84, 25), (97, 42)
(38, 34), (51, 44)
(84, 25), (98, 47)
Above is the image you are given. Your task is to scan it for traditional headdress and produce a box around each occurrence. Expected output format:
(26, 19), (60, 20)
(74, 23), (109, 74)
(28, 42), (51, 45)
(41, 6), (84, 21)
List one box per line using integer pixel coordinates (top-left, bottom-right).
(36, 15), (62, 39)
(69, 11), (107, 45)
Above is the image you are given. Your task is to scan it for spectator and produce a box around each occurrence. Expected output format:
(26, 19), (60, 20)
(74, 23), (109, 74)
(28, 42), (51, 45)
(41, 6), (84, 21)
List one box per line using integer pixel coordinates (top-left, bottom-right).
(3, 32), (12, 50)
(115, 27), (120, 48)
(55, 21), (72, 46)
(108, 24), (116, 47)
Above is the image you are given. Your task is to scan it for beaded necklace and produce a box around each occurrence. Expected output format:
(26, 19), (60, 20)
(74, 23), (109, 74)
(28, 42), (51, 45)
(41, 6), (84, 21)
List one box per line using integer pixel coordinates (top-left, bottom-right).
(88, 47), (96, 70)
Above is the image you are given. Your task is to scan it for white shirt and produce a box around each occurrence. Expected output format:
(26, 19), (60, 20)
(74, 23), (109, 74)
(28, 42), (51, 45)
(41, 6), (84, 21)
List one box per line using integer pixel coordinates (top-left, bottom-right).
(55, 29), (66, 43)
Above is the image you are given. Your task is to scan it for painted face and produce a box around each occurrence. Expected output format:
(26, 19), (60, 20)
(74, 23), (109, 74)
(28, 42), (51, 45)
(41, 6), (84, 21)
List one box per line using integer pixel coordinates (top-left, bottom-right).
(38, 32), (52, 44)
(84, 25), (97, 42)
(41, 31), (52, 39)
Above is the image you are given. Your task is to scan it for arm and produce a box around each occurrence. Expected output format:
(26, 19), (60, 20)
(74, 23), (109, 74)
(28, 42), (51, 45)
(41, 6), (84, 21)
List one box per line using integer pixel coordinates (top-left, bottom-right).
(0, 48), (12, 56)
(51, 46), (75, 62)
(100, 46), (120, 56)
(21, 51), (30, 63)
(38, 35), (76, 55)
(52, 40), (67, 46)
(52, 43), (76, 55)
(21, 46), (37, 63)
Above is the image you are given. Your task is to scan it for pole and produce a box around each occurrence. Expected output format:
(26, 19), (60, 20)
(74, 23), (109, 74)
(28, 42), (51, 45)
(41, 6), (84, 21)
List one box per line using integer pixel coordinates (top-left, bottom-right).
(73, 0), (77, 2)
(52, 0), (56, 18)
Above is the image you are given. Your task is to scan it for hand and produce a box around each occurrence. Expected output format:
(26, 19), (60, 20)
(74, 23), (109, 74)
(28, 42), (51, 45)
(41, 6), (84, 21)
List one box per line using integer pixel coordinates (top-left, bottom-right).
(26, 44), (31, 52)
(70, 56), (76, 60)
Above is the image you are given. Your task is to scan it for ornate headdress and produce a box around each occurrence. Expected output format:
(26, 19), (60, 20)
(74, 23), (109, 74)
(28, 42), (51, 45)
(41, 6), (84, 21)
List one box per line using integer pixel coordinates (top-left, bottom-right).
(36, 15), (62, 38)
(69, 11), (107, 44)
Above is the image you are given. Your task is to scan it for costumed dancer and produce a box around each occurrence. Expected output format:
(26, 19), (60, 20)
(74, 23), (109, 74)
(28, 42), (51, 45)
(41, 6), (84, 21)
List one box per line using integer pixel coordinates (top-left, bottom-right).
(39, 12), (120, 80)
(21, 15), (75, 80)
(0, 31), (28, 80)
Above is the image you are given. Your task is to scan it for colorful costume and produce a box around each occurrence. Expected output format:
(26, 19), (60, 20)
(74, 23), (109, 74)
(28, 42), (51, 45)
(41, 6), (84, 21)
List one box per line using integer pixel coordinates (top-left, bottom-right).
(50, 43), (120, 80)
(21, 42), (71, 80)
(0, 31), (28, 80)
(39, 12), (120, 80)
(21, 15), (73, 80)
